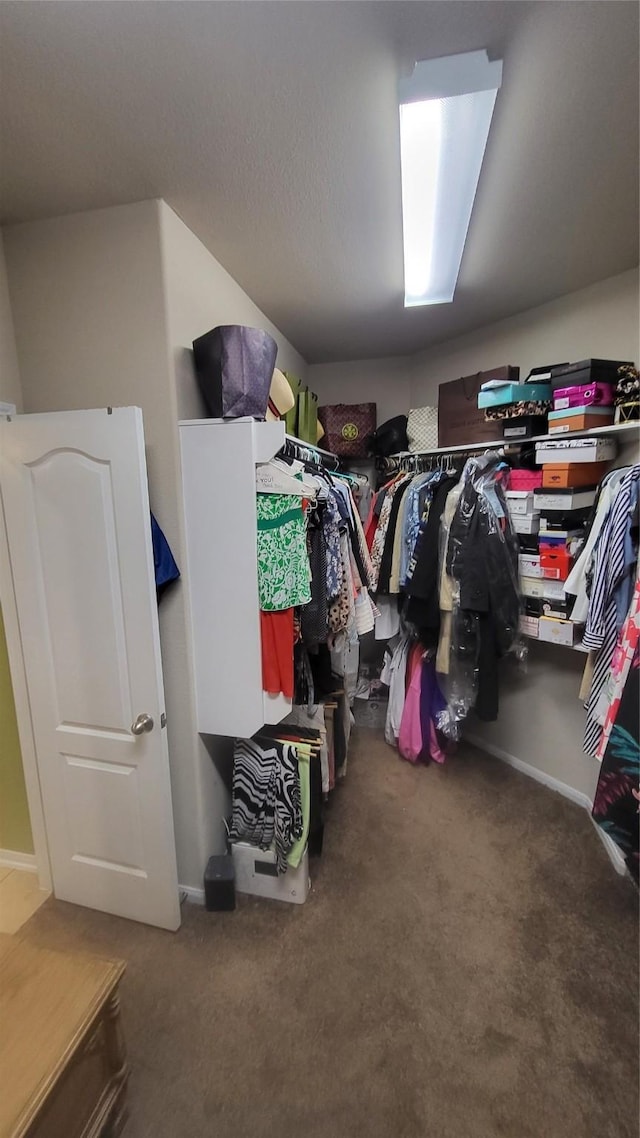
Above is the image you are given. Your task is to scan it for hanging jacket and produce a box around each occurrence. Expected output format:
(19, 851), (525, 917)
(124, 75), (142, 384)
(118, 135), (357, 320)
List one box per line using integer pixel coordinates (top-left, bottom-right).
(447, 454), (520, 721)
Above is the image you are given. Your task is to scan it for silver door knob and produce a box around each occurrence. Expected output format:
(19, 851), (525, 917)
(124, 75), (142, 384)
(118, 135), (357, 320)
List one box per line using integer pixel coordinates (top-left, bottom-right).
(131, 713), (154, 735)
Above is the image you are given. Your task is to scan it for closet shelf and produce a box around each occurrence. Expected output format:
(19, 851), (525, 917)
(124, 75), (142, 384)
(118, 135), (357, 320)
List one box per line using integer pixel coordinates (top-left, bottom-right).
(391, 419), (639, 460)
(522, 631), (588, 653)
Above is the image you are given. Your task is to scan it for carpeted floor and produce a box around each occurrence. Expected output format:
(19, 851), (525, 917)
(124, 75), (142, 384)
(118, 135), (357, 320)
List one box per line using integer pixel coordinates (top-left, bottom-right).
(19, 732), (639, 1138)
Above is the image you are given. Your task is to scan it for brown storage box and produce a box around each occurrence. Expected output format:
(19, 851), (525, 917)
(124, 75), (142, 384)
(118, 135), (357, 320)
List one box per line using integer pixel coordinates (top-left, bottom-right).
(542, 461), (609, 489)
(438, 366), (518, 447)
(548, 410), (615, 433)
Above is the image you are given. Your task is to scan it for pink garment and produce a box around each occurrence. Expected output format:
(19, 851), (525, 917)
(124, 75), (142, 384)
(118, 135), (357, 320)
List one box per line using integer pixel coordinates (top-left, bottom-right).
(398, 644), (424, 763)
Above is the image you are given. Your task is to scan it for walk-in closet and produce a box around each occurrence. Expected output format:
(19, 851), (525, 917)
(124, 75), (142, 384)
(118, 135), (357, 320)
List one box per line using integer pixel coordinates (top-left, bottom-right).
(0, 3), (638, 1137)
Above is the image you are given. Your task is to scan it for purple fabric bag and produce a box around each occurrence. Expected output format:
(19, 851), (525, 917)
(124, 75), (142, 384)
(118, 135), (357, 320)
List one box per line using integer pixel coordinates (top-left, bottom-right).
(192, 325), (278, 419)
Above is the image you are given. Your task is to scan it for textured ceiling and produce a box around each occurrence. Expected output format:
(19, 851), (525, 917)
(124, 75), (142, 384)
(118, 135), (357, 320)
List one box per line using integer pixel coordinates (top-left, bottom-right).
(1, 1), (638, 363)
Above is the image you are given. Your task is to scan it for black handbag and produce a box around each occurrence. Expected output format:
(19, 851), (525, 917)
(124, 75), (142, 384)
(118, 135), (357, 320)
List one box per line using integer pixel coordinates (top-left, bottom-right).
(368, 415), (408, 457)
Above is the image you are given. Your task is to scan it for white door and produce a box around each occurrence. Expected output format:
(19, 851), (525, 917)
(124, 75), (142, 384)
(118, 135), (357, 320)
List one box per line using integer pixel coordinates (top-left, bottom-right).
(0, 407), (180, 930)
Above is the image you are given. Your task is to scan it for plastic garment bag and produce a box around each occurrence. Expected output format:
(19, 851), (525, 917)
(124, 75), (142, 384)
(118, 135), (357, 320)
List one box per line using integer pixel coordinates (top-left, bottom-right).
(437, 452), (524, 738)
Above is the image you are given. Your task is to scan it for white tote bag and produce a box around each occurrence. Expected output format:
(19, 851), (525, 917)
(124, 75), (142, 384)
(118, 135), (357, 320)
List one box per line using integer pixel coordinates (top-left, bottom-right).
(407, 406), (438, 452)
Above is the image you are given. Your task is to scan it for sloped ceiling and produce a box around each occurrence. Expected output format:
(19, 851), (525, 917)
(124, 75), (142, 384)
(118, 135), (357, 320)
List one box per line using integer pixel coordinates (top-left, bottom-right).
(1, 1), (638, 362)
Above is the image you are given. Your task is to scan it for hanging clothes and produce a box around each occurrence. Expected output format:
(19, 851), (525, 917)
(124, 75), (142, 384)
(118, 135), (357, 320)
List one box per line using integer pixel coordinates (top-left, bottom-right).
(442, 454), (520, 727)
(583, 465), (640, 754)
(256, 493), (311, 611)
(230, 737), (303, 873)
(592, 576), (640, 881)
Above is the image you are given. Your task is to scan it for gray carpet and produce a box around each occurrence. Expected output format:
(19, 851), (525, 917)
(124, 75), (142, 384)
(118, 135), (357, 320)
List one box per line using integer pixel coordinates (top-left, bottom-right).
(20, 732), (639, 1138)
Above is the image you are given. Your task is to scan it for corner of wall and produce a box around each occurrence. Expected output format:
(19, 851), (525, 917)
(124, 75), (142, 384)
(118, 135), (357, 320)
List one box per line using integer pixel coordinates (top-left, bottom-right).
(0, 231), (23, 412)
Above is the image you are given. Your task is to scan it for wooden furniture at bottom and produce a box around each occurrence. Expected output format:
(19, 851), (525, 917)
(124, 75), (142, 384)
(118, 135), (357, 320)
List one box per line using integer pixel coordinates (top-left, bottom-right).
(0, 933), (128, 1138)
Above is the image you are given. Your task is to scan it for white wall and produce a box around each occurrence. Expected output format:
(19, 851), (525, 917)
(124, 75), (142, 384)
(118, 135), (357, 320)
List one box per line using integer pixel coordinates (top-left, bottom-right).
(411, 268), (640, 407)
(307, 356), (413, 429)
(159, 201), (306, 422)
(308, 269), (640, 423)
(0, 235), (22, 410)
(157, 200), (308, 879)
(2, 198), (308, 894)
(309, 266), (639, 801)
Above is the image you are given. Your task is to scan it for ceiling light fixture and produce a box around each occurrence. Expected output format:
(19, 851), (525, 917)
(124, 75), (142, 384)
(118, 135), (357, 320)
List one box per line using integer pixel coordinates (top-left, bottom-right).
(399, 50), (503, 307)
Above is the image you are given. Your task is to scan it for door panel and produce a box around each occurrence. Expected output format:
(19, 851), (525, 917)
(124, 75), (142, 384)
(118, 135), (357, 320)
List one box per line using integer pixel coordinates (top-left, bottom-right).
(0, 408), (180, 930)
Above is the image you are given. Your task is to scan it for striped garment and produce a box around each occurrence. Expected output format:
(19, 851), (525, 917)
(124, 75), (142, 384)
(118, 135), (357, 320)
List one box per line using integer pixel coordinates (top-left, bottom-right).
(583, 465), (640, 756)
(230, 738), (302, 872)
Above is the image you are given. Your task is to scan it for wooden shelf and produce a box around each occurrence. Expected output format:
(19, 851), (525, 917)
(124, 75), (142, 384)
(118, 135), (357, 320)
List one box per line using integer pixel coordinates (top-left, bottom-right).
(391, 419), (639, 460)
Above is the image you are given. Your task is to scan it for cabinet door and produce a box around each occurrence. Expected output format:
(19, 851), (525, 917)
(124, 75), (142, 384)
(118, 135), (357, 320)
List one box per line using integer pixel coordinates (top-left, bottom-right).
(0, 407), (180, 930)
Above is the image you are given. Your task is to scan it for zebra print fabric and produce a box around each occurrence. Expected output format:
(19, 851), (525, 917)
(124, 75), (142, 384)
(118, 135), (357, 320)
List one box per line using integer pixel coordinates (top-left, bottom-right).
(231, 738), (302, 872)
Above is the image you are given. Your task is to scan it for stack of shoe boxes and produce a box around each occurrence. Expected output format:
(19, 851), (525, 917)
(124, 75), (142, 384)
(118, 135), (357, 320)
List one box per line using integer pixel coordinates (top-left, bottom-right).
(530, 436), (617, 645)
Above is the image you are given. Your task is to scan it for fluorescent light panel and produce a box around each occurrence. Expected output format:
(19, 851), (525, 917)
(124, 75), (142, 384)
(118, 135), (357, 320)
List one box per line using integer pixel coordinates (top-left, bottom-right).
(399, 51), (503, 307)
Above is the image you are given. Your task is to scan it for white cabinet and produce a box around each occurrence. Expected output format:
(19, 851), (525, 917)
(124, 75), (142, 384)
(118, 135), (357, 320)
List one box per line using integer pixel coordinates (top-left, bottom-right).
(179, 417), (292, 736)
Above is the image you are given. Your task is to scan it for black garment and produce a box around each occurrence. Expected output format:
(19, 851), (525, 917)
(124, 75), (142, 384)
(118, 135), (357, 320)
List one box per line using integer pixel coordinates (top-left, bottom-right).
(301, 506), (328, 648)
(405, 475), (460, 641)
(447, 456), (520, 721)
(376, 478), (411, 595)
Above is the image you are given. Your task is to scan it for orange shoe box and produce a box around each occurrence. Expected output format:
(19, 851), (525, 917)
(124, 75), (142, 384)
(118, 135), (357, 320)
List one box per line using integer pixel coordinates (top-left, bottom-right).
(542, 461), (609, 488)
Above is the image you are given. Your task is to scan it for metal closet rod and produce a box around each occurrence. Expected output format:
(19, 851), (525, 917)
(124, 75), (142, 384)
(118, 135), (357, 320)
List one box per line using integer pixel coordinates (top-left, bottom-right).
(283, 433), (340, 468)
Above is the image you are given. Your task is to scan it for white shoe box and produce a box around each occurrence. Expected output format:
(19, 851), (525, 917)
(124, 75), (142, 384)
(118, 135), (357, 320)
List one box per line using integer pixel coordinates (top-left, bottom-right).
(538, 616), (580, 647)
(519, 553), (542, 578)
(512, 512), (540, 535)
(506, 490), (536, 515)
(231, 841), (310, 905)
(535, 437), (617, 464)
(520, 575), (545, 598)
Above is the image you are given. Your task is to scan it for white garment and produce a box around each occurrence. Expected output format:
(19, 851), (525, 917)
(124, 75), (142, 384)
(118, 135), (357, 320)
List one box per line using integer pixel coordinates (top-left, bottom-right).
(381, 632), (411, 747)
(375, 595), (401, 640)
(565, 468), (629, 623)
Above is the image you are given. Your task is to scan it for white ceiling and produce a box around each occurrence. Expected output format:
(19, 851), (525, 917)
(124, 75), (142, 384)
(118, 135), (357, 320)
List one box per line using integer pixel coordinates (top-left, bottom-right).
(1, 1), (638, 364)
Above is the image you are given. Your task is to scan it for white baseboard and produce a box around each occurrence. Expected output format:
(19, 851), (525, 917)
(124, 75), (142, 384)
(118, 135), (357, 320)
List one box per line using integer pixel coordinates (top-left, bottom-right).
(179, 884), (205, 906)
(465, 734), (628, 877)
(0, 849), (38, 873)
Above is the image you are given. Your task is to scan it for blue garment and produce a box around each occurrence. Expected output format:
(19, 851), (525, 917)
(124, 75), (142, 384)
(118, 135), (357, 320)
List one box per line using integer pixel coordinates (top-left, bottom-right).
(151, 513), (180, 601)
(401, 472), (447, 588)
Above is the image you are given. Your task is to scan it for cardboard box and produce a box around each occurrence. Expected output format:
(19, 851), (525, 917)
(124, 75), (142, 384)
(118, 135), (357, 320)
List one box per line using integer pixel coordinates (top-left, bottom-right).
(478, 383), (551, 408)
(502, 415), (549, 440)
(535, 437), (617, 464)
(519, 615), (539, 638)
(538, 616), (580, 647)
(541, 549), (573, 581)
(509, 470), (543, 490)
(548, 407), (615, 433)
(553, 382), (615, 410)
(541, 596), (574, 620)
(520, 576), (546, 598)
(506, 490), (536, 515)
(519, 553), (542, 578)
(542, 578), (567, 601)
(231, 841), (310, 904)
(534, 487), (598, 512)
(512, 513), (540, 535)
(542, 462), (609, 489)
(551, 358), (633, 389)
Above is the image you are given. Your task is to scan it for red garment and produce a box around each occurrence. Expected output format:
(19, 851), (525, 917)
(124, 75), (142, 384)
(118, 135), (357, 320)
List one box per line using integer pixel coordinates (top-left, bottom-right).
(364, 497), (379, 551)
(260, 608), (294, 698)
